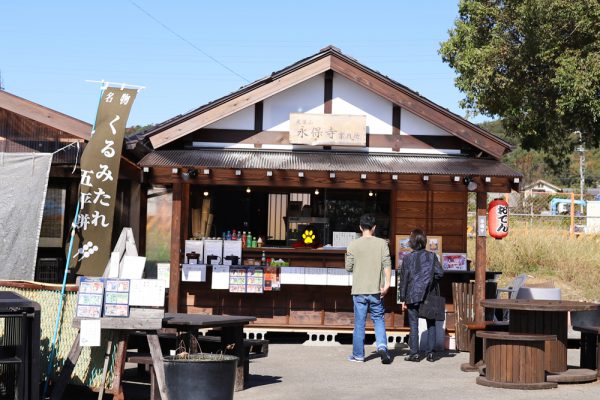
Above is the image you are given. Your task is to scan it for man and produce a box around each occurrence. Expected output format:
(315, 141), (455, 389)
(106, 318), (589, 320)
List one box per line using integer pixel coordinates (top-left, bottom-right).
(345, 214), (392, 364)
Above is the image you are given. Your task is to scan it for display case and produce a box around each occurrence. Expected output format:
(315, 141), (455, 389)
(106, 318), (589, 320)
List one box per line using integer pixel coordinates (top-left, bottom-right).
(285, 217), (330, 246)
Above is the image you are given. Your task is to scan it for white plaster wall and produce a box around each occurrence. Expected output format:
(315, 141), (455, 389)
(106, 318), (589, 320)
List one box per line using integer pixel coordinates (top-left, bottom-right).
(264, 74), (324, 131)
(401, 109), (451, 136)
(205, 104), (255, 130)
(332, 75), (393, 135)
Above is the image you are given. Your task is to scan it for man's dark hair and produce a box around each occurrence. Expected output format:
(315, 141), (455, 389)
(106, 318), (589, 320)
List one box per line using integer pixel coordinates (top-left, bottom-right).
(359, 214), (376, 230)
(409, 228), (427, 250)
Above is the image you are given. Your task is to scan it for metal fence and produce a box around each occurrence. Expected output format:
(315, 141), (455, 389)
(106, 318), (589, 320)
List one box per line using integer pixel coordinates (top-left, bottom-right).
(467, 192), (600, 235)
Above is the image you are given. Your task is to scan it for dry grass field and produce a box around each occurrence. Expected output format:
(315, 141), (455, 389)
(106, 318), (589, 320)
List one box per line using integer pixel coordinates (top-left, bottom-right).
(468, 226), (600, 302)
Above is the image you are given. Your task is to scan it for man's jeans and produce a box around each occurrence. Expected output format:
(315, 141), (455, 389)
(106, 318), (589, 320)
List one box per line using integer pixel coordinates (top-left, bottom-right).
(352, 294), (388, 359)
(407, 303), (436, 355)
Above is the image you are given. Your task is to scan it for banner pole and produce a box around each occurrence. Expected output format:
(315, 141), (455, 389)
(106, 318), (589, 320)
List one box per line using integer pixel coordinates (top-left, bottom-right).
(42, 200), (81, 398)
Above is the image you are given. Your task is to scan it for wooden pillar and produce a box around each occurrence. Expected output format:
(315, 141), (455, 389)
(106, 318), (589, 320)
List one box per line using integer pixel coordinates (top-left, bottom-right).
(169, 183), (183, 313)
(474, 192), (487, 322)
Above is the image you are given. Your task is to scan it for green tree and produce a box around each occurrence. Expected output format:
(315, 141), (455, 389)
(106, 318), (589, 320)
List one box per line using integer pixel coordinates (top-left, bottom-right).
(440, 0), (600, 170)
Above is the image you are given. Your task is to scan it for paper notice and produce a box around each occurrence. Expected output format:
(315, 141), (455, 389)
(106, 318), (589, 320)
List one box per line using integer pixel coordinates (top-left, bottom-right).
(80, 319), (101, 347)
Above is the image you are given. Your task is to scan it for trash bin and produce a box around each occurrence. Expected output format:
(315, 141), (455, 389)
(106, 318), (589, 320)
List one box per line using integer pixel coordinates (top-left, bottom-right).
(0, 291), (41, 400)
(163, 353), (238, 400)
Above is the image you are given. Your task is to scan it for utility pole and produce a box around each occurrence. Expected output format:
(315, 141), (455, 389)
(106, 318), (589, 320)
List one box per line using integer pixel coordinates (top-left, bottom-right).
(575, 131), (585, 214)
(0, 70), (4, 91)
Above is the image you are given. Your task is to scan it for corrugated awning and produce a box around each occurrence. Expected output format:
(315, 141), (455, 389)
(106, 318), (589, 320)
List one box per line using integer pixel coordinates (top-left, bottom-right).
(139, 149), (522, 178)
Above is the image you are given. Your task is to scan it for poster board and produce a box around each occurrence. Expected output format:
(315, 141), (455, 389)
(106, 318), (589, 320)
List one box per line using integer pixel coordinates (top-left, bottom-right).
(395, 235), (443, 268)
(76, 277), (105, 319)
(442, 253), (468, 271)
(103, 279), (130, 317)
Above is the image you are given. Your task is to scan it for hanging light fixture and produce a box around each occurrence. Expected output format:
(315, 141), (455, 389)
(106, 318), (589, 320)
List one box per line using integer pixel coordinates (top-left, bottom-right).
(368, 190), (374, 197)
(203, 191), (209, 197)
(314, 188), (320, 195)
(246, 187), (252, 193)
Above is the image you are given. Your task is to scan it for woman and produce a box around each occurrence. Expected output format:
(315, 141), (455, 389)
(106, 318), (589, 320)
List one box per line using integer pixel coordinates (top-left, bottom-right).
(398, 229), (444, 362)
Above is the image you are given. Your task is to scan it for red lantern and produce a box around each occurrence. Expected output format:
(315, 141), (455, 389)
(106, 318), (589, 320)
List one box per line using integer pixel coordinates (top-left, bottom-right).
(488, 198), (509, 239)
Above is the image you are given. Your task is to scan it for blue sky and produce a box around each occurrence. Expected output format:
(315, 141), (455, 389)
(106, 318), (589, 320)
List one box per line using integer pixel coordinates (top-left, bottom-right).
(1, 1), (489, 128)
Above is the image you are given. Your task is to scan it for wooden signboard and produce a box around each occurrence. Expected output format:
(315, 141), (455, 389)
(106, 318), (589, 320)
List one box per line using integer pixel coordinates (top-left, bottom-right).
(289, 113), (366, 146)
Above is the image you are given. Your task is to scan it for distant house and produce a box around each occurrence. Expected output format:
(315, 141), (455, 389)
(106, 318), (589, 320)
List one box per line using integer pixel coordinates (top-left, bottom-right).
(522, 179), (562, 196)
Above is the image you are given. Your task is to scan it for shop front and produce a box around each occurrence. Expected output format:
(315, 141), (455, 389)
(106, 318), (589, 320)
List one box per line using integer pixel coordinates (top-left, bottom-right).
(128, 46), (522, 335)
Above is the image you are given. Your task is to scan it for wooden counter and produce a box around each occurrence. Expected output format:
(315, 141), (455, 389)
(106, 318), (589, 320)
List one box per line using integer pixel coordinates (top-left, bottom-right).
(179, 247), (501, 333)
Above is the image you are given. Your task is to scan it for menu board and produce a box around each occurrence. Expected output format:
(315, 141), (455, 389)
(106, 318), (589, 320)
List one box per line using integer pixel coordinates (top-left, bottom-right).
(76, 277), (105, 319)
(395, 235), (443, 268)
(229, 267), (247, 293)
(103, 279), (130, 317)
(246, 267), (264, 294)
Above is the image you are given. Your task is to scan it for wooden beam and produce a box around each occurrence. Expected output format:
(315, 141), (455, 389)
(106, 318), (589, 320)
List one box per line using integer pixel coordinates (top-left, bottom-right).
(475, 192), (487, 322)
(146, 167), (515, 193)
(169, 183), (183, 313)
(392, 105), (401, 152)
(324, 70), (333, 114)
(150, 56), (333, 148)
(330, 56), (507, 159)
(183, 128), (468, 151)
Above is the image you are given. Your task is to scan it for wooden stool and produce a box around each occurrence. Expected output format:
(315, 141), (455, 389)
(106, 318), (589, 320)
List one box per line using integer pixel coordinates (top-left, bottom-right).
(460, 321), (508, 372)
(476, 331), (557, 389)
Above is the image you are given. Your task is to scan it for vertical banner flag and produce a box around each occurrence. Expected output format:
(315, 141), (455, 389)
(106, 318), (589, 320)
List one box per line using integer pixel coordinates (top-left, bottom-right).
(71, 87), (137, 276)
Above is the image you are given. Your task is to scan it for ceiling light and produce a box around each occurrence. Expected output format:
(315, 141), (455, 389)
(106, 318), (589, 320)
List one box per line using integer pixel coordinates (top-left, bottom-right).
(235, 169), (242, 176)
(485, 176), (491, 183)
(360, 173), (367, 180)
(267, 170), (273, 177)
(203, 169), (210, 175)
(453, 176), (461, 182)
(329, 172), (336, 179)
(203, 191), (209, 197)
(246, 187), (251, 193)
(298, 171), (304, 178)
(314, 188), (320, 195)
(422, 175), (429, 182)
(368, 190), (374, 197)
(391, 174), (398, 181)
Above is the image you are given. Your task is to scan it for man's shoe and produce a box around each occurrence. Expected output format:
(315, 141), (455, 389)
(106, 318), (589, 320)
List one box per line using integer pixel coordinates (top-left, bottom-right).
(426, 352), (435, 362)
(347, 355), (364, 363)
(377, 347), (391, 364)
(404, 354), (420, 362)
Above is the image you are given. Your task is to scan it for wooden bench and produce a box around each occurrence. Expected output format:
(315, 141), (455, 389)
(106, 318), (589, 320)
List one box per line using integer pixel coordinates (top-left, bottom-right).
(476, 331), (557, 389)
(460, 321), (508, 372)
(572, 325), (599, 376)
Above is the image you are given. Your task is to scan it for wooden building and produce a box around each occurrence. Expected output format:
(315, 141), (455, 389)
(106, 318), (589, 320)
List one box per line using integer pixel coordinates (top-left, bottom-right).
(127, 46), (522, 332)
(0, 90), (144, 282)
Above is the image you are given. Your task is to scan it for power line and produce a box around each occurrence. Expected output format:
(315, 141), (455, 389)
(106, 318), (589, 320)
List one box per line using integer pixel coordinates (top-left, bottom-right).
(129, 1), (250, 83)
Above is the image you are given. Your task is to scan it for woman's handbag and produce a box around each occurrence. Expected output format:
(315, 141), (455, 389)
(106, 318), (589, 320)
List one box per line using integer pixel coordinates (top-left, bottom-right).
(418, 280), (445, 321)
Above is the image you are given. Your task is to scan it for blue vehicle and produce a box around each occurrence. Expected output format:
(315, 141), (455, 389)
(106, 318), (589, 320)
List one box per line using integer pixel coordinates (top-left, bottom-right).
(550, 198), (586, 215)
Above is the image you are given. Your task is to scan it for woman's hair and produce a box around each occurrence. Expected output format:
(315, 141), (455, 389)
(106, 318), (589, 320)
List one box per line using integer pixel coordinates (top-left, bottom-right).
(409, 228), (427, 250)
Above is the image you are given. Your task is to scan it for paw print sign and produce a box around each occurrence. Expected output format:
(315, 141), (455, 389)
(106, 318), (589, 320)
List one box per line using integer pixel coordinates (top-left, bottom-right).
(302, 229), (316, 245)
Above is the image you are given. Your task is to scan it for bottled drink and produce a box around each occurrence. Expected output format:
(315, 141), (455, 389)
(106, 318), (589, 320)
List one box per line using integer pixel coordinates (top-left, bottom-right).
(226, 230), (231, 240)
(232, 229), (237, 241)
(247, 232), (253, 247)
(242, 231), (247, 248)
(261, 251), (266, 266)
(257, 236), (263, 248)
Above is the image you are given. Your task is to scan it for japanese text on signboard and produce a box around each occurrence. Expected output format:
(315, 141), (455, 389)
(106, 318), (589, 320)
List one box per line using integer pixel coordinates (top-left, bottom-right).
(289, 113), (366, 146)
